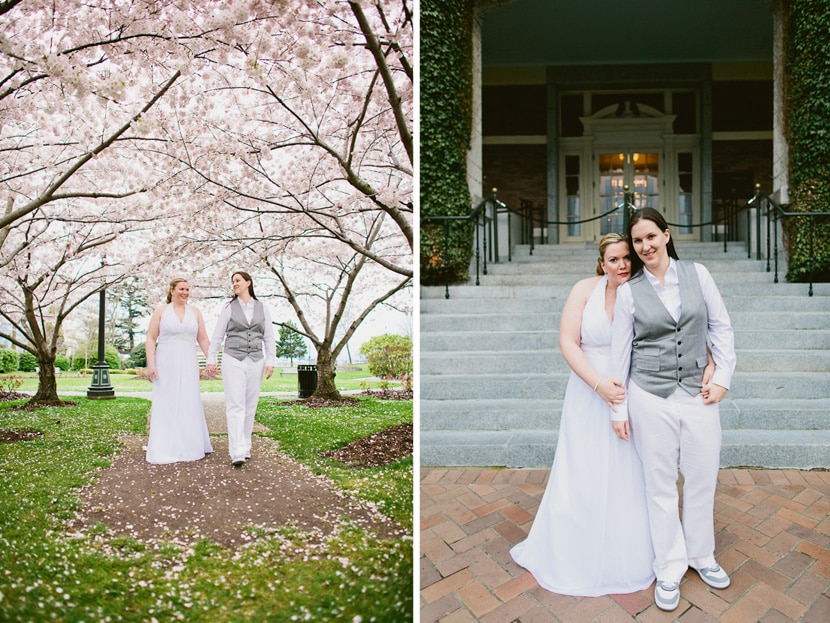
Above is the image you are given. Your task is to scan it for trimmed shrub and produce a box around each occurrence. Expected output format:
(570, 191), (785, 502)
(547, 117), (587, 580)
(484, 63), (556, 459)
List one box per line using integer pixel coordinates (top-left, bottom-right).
(127, 342), (147, 368)
(0, 348), (20, 374)
(360, 334), (413, 379)
(18, 351), (38, 372)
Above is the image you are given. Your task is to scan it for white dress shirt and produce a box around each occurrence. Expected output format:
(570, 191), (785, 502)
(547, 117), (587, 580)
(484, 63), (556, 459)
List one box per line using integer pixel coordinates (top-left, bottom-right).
(609, 259), (736, 421)
(207, 298), (278, 366)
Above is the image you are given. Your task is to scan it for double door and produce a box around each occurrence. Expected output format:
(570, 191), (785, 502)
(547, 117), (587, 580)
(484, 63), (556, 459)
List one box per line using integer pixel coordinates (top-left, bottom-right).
(597, 151), (659, 235)
(562, 148), (662, 240)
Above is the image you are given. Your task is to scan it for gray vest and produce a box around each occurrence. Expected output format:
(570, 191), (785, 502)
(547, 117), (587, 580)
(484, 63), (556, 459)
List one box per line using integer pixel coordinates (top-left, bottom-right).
(629, 261), (710, 398)
(223, 298), (265, 362)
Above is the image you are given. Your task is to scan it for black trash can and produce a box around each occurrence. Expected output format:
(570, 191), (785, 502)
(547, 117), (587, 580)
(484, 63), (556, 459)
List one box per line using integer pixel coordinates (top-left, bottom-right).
(297, 364), (318, 398)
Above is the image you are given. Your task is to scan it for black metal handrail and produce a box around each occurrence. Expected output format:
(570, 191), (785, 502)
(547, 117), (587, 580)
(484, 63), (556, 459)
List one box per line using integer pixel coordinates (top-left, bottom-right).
(616, 184), (829, 296)
(425, 196), (490, 299)
(427, 189), (564, 298)
(749, 184), (830, 296)
(428, 193), (625, 299)
(427, 185), (828, 299)
(490, 192), (515, 261)
(519, 186), (641, 245)
(478, 192), (543, 260)
(627, 198), (752, 257)
(520, 185), (750, 255)
(708, 198), (746, 256)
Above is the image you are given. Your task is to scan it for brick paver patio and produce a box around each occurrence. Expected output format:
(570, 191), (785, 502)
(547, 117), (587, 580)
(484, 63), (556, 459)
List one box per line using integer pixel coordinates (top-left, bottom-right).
(421, 468), (830, 622)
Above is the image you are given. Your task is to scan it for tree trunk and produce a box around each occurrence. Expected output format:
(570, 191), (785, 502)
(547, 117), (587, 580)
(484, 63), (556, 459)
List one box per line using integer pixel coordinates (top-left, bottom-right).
(30, 350), (62, 405)
(312, 346), (341, 400)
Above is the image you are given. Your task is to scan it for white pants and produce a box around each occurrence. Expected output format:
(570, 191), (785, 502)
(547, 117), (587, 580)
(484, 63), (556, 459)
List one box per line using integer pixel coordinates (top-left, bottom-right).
(222, 355), (265, 462)
(629, 381), (721, 584)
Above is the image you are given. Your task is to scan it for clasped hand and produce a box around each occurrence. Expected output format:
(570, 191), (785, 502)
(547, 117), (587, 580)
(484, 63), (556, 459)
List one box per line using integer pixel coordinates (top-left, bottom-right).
(204, 363), (273, 380)
(596, 377), (625, 412)
(701, 360), (727, 404)
(598, 378), (629, 442)
(701, 381), (727, 404)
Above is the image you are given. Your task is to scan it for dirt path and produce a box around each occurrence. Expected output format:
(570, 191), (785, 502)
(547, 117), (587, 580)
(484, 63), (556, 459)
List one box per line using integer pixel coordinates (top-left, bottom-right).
(70, 394), (401, 548)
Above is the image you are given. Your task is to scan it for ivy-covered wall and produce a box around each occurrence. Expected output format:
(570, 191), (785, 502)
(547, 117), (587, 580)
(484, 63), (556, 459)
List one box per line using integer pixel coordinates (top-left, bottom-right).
(420, 0), (475, 285)
(783, 0), (830, 281)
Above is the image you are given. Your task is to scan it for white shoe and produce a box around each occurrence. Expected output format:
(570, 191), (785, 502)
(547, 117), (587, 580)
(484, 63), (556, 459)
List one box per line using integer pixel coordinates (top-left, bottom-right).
(654, 581), (680, 611)
(696, 564), (730, 589)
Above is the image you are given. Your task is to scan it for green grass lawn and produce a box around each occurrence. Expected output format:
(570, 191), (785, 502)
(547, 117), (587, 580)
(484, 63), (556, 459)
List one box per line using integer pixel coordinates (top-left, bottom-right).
(0, 395), (413, 622)
(6, 363), (398, 394)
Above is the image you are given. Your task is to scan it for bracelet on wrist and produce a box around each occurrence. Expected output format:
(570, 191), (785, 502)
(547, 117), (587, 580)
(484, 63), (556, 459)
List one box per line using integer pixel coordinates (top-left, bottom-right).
(593, 377), (603, 391)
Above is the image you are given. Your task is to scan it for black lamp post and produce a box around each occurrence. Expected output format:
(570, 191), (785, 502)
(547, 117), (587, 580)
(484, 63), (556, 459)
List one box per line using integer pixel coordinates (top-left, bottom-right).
(87, 275), (115, 400)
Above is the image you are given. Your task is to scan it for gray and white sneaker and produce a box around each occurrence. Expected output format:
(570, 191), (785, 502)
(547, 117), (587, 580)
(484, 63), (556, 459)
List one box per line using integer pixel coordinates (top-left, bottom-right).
(696, 564), (730, 589)
(654, 581), (680, 611)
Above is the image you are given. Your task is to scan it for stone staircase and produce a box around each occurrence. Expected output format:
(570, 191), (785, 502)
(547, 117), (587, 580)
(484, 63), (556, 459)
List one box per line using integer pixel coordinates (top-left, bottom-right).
(420, 242), (830, 469)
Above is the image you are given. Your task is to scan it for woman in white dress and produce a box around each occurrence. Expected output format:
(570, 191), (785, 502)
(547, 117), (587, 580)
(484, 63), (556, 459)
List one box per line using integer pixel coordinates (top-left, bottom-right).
(510, 233), (656, 596)
(145, 277), (213, 464)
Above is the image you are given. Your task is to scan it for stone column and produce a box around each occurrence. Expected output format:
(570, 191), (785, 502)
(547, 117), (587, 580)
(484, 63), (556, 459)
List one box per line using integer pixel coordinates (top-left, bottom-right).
(546, 75), (559, 244)
(467, 7), (485, 204)
(701, 77), (713, 242)
(771, 1), (789, 204)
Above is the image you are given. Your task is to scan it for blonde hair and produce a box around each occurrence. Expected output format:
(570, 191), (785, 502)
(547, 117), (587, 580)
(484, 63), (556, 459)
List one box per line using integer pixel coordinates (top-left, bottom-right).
(596, 233), (628, 276)
(166, 277), (189, 303)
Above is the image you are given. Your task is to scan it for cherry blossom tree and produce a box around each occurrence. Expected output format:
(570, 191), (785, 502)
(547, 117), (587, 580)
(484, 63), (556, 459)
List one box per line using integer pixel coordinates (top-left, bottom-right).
(0, 215), (123, 404)
(175, 195), (411, 400)
(0, 1), (413, 402)
(259, 224), (411, 400)
(156, 0), (413, 399)
(0, 0), (266, 401)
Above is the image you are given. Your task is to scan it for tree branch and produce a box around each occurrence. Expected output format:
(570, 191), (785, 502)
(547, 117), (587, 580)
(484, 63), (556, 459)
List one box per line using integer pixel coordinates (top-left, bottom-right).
(348, 1), (412, 165)
(0, 70), (181, 230)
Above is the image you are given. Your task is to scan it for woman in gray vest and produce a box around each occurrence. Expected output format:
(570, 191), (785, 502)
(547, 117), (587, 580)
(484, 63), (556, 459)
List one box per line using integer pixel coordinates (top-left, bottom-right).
(610, 208), (736, 612)
(206, 271), (277, 467)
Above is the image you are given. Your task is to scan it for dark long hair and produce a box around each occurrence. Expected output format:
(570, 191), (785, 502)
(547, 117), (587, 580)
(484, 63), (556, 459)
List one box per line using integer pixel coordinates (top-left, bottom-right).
(230, 271), (258, 301)
(627, 208), (680, 276)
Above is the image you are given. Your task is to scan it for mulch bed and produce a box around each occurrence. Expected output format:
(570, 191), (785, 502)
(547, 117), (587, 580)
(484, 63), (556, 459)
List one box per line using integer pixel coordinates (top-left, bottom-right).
(272, 395), (413, 467)
(322, 423), (413, 468)
(279, 390), (413, 410)
(0, 428), (44, 443)
(1, 390), (78, 409)
(0, 391), (30, 402)
(359, 388), (413, 400)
